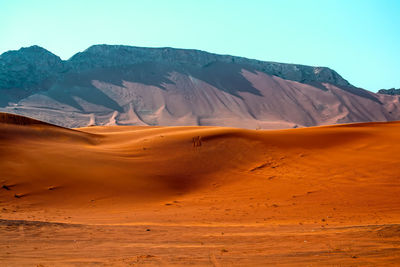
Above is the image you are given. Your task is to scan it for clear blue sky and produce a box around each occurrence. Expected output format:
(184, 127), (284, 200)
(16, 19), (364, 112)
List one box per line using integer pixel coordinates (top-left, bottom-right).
(0, 0), (399, 92)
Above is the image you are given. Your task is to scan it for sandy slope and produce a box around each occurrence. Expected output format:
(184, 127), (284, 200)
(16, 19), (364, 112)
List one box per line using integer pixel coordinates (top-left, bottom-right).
(0, 113), (399, 266)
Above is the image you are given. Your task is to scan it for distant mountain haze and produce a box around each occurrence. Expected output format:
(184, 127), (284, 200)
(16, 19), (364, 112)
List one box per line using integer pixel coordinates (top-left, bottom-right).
(0, 45), (399, 128)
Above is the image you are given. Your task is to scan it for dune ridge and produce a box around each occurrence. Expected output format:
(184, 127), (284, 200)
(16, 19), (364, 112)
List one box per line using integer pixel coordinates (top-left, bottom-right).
(1, 112), (399, 223)
(0, 112), (399, 266)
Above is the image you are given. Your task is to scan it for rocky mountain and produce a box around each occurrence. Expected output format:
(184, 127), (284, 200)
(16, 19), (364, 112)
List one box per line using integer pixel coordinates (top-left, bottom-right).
(378, 88), (400, 95)
(0, 46), (65, 105)
(67, 45), (351, 86)
(0, 45), (399, 128)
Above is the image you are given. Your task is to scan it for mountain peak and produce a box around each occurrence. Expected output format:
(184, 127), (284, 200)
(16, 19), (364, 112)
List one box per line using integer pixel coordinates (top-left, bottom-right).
(20, 44), (50, 52)
(0, 45), (64, 96)
(1, 45), (59, 59)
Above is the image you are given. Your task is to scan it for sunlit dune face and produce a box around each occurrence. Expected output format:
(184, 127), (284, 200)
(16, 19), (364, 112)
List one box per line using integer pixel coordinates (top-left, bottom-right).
(0, 113), (399, 265)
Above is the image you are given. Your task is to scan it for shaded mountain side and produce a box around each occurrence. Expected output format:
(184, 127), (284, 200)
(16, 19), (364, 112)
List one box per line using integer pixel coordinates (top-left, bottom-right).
(41, 61), (262, 113)
(0, 44), (399, 128)
(68, 45), (350, 86)
(1, 66), (399, 129)
(0, 45), (350, 98)
(0, 46), (65, 99)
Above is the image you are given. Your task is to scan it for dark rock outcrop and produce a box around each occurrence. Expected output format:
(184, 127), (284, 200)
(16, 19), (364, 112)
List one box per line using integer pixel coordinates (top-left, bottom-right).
(378, 88), (400, 95)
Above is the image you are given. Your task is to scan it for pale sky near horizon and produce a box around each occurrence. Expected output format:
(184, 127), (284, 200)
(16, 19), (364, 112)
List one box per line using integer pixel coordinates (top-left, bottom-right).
(0, 0), (399, 92)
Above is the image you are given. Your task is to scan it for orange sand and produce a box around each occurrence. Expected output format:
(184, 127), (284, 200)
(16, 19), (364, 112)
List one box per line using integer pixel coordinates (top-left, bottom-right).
(0, 113), (399, 266)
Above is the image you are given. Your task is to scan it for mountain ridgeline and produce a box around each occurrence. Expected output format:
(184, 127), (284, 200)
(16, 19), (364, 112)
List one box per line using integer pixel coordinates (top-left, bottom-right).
(378, 88), (400, 95)
(0, 45), (399, 128)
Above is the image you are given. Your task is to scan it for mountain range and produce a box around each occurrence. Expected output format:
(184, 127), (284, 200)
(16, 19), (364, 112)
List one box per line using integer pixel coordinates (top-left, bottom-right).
(1, 45), (399, 128)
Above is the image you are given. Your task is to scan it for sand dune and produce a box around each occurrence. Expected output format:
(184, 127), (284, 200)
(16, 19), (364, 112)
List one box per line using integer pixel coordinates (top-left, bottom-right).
(0, 113), (399, 266)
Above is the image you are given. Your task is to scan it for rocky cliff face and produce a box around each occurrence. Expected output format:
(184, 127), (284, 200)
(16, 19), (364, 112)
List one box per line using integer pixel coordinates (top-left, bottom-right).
(0, 45), (350, 93)
(378, 88), (400, 95)
(0, 45), (65, 105)
(68, 45), (351, 86)
(0, 44), (399, 128)
(0, 45), (64, 90)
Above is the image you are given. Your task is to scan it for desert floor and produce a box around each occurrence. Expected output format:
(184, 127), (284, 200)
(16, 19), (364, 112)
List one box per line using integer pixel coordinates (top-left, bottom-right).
(0, 113), (399, 266)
